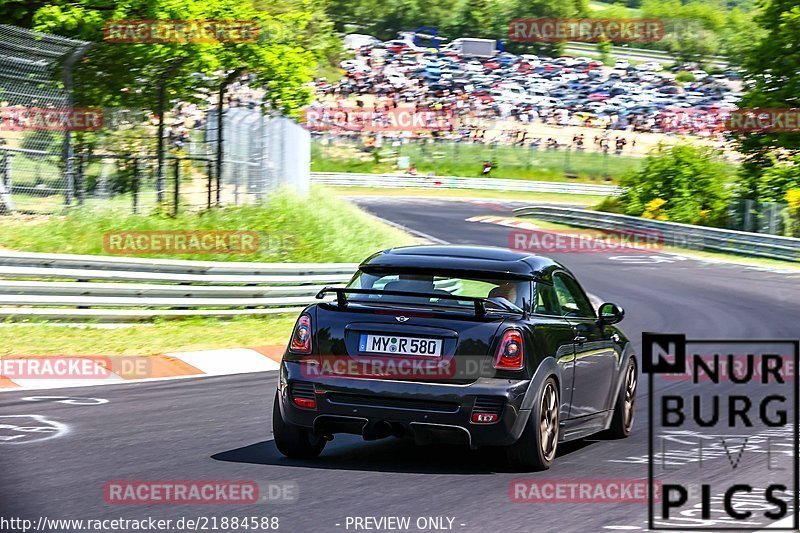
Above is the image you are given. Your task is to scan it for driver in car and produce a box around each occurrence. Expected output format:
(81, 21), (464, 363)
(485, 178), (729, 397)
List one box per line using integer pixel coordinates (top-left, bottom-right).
(488, 282), (520, 308)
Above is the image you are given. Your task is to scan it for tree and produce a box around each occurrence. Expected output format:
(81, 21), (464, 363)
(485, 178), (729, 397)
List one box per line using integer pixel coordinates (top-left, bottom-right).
(735, 0), (800, 199)
(1, 0), (339, 116)
(753, 155), (800, 202)
(619, 144), (731, 226)
(597, 38), (612, 66)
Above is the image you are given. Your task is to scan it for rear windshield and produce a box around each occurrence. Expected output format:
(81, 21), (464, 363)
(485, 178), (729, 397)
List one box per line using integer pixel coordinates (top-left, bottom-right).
(346, 271), (531, 312)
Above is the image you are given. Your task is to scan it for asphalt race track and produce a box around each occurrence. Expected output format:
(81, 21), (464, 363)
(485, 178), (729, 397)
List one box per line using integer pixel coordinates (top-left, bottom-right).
(2, 197), (799, 533)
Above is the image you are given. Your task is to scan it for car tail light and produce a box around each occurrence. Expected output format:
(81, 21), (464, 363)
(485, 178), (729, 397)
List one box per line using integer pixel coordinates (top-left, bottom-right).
(471, 396), (504, 424)
(289, 314), (312, 354)
(291, 382), (317, 410)
(494, 329), (524, 370)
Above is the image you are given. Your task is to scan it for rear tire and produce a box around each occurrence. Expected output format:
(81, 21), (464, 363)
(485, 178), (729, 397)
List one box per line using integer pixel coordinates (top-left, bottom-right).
(272, 391), (326, 459)
(607, 358), (637, 438)
(506, 376), (559, 471)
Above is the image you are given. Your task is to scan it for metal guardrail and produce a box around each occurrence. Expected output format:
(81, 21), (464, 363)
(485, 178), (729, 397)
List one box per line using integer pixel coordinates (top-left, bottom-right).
(0, 251), (357, 276)
(312, 172), (621, 197)
(563, 41), (729, 69)
(514, 206), (800, 262)
(0, 252), (355, 321)
(0, 251), (462, 321)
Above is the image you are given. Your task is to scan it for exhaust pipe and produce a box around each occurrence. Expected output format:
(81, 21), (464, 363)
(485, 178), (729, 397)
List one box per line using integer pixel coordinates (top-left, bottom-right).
(362, 420), (393, 441)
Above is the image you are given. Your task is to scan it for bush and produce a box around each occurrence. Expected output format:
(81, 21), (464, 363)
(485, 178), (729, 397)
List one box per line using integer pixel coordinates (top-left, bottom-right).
(786, 189), (800, 237)
(597, 39), (613, 66)
(735, 154), (800, 203)
(641, 198), (668, 221)
(758, 156), (800, 202)
(593, 196), (624, 213)
(675, 71), (696, 83)
(619, 144), (731, 226)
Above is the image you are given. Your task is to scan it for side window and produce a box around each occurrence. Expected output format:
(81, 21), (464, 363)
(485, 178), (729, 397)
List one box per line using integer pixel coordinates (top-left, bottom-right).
(534, 282), (560, 316)
(552, 273), (595, 318)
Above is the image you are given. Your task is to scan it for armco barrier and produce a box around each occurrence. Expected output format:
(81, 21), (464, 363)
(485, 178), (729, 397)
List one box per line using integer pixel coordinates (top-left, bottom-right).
(0, 252), (461, 321)
(0, 251), (354, 321)
(563, 41), (729, 69)
(513, 205), (800, 262)
(312, 172), (621, 197)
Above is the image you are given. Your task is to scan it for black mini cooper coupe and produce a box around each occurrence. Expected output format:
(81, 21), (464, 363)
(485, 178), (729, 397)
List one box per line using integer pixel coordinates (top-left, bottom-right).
(273, 245), (637, 470)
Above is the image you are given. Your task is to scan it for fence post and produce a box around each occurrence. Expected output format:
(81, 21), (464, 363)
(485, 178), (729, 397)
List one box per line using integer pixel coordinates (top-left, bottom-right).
(76, 152), (87, 205)
(526, 143), (532, 169)
(156, 58), (188, 205)
(564, 147), (572, 175)
(206, 159), (213, 209)
(60, 43), (91, 209)
(132, 158), (139, 214)
(173, 158), (180, 216)
(215, 68), (246, 209)
(0, 152), (14, 213)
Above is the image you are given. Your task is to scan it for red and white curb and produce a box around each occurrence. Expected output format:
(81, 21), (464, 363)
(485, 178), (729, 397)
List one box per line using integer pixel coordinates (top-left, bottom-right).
(0, 346), (283, 392)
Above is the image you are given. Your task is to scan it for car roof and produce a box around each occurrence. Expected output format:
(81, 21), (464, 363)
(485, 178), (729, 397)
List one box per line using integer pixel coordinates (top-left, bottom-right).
(359, 245), (566, 281)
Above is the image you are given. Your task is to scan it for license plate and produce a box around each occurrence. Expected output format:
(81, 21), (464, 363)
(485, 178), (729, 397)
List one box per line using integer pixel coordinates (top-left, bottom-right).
(359, 334), (442, 356)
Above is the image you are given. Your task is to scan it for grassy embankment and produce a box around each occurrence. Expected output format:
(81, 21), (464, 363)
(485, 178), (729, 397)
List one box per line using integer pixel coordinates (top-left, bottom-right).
(0, 188), (416, 355)
(312, 140), (642, 182)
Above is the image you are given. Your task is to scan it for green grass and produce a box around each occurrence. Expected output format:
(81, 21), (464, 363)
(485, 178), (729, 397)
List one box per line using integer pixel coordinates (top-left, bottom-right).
(0, 186), (415, 261)
(326, 186), (599, 205)
(0, 315), (297, 356)
(0, 189), (417, 355)
(312, 140), (641, 183)
(587, 0), (642, 17)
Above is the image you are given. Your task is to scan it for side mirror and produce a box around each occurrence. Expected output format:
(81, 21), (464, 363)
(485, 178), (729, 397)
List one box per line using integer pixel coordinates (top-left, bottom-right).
(598, 302), (625, 325)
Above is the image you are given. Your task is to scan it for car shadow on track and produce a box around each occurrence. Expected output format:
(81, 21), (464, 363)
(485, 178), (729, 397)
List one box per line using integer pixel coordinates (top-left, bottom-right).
(211, 436), (598, 475)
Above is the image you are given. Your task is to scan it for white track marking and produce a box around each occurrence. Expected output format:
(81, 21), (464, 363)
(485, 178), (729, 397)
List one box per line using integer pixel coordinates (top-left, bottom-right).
(21, 396), (109, 405)
(609, 255), (687, 264)
(167, 348), (280, 375)
(466, 215), (540, 231)
(0, 414), (69, 444)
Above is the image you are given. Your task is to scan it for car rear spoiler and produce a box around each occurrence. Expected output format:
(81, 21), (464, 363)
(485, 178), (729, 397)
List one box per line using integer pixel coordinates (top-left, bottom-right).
(315, 286), (525, 318)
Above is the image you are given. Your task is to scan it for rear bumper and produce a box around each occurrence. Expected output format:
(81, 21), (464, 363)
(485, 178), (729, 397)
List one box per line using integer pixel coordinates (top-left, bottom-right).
(277, 361), (531, 448)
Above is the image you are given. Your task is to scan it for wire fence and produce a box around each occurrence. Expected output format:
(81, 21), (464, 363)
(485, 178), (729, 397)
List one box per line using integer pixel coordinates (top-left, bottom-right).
(0, 148), (215, 214)
(0, 24), (92, 212)
(0, 24), (309, 215)
(201, 107), (310, 204)
(310, 133), (642, 181)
